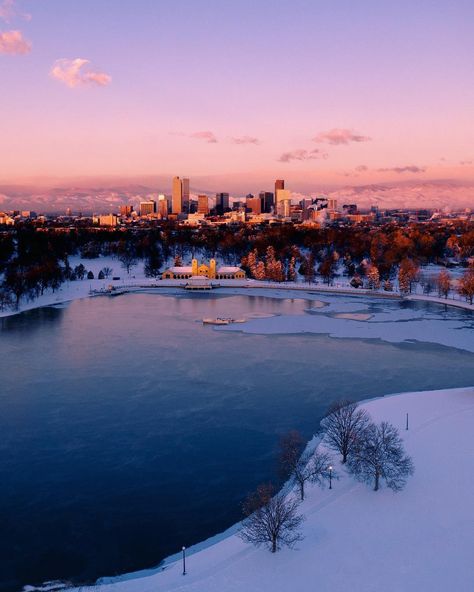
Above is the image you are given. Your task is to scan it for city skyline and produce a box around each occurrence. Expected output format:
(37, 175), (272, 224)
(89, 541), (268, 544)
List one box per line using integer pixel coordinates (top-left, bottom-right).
(0, 0), (473, 199)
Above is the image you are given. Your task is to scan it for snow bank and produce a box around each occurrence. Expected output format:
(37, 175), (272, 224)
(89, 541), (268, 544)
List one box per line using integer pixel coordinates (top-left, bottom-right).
(57, 386), (474, 592)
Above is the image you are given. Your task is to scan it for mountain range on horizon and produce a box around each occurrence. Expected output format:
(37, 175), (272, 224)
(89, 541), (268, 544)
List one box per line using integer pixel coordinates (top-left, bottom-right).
(0, 178), (473, 214)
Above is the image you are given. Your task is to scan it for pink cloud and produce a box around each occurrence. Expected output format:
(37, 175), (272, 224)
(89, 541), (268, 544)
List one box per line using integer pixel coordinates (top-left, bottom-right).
(231, 135), (260, 145)
(0, 0), (31, 23)
(459, 160), (472, 166)
(50, 58), (111, 88)
(377, 165), (426, 174)
(313, 128), (372, 145)
(355, 165), (368, 172)
(190, 130), (218, 143)
(278, 148), (328, 163)
(0, 0), (15, 22)
(0, 29), (30, 54)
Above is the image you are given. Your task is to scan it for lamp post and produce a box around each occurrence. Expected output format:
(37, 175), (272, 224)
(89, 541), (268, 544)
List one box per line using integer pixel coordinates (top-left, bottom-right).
(182, 546), (186, 575)
(328, 465), (333, 489)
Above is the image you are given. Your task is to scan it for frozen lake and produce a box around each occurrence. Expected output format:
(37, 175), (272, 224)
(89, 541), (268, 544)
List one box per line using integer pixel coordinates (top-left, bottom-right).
(1, 292), (473, 590)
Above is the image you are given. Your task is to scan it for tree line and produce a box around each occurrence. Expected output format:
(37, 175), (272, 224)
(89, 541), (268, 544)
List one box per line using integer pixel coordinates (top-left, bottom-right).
(1, 221), (473, 310)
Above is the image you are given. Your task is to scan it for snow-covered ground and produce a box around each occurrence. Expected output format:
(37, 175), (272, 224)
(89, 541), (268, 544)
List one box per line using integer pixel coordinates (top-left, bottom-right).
(58, 386), (473, 592)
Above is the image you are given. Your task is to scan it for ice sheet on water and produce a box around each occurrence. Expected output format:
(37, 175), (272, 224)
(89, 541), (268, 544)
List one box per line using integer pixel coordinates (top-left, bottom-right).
(305, 300), (371, 314)
(219, 300), (474, 353)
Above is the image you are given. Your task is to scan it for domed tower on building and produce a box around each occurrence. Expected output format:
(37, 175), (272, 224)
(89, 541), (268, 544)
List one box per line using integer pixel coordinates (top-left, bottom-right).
(209, 259), (217, 279)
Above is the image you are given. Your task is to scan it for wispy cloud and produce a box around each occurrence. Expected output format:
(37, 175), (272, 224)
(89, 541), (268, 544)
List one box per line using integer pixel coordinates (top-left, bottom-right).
(0, 29), (30, 54)
(50, 58), (111, 88)
(313, 128), (372, 145)
(459, 160), (472, 166)
(377, 165), (426, 174)
(231, 135), (260, 145)
(278, 148), (328, 163)
(355, 165), (368, 172)
(0, 0), (31, 23)
(190, 130), (217, 143)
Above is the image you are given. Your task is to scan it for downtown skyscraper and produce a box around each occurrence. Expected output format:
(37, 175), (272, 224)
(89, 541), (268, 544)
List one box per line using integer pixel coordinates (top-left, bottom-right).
(172, 176), (190, 214)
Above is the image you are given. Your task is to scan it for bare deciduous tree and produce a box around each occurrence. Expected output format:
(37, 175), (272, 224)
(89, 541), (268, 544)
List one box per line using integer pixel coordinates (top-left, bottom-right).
(321, 400), (371, 463)
(278, 431), (333, 500)
(347, 421), (414, 491)
(239, 483), (304, 553)
(293, 448), (333, 500)
(278, 430), (305, 480)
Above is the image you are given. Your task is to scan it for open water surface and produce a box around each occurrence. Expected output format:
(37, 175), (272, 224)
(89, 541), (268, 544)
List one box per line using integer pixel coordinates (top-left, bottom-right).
(1, 292), (473, 590)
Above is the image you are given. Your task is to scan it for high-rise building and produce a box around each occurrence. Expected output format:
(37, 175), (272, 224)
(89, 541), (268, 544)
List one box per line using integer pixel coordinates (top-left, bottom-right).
(274, 188), (291, 217)
(120, 205), (134, 217)
(328, 198), (338, 212)
(140, 199), (156, 216)
(215, 192), (230, 215)
(275, 179), (285, 200)
(259, 191), (274, 213)
(182, 177), (190, 213)
(246, 196), (262, 214)
(276, 188), (290, 201)
(157, 194), (168, 218)
(197, 194), (209, 214)
(172, 176), (183, 214)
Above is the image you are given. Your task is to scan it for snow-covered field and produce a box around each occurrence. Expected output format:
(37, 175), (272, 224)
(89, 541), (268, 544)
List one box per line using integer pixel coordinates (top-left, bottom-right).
(60, 386), (473, 592)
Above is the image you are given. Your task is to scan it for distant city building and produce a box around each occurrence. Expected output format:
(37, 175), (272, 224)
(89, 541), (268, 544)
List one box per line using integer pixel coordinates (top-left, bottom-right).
(65, 207), (72, 216)
(172, 176), (183, 214)
(328, 198), (338, 212)
(343, 204), (358, 215)
(157, 195), (168, 218)
(275, 179), (285, 199)
(301, 198), (313, 221)
(215, 192), (230, 215)
(0, 212), (15, 225)
(98, 213), (119, 226)
(198, 194), (209, 214)
(162, 258), (246, 280)
(246, 195), (262, 214)
(140, 199), (157, 216)
(120, 205), (134, 217)
(182, 177), (190, 213)
(313, 197), (329, 210)
(259, 191), (274, 213)
(276, 188), (291, 216)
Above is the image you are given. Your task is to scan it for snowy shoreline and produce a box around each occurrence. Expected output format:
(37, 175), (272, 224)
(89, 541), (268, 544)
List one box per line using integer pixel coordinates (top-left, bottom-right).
(2, 275), (473, 321)
(50, 385), (473, 592)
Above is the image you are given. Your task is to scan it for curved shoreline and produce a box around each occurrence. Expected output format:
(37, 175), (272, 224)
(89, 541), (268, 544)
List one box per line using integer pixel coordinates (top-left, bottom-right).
(1, 278), (473, 320)
(86, 386), (474, 591)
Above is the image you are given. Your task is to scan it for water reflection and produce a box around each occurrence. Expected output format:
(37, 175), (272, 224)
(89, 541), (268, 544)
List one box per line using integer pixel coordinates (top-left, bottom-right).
(0, 293), (473, 591)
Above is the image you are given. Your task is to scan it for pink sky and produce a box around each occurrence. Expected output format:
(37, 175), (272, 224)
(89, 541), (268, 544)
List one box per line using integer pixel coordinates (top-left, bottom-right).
(0, 0), (473, 192)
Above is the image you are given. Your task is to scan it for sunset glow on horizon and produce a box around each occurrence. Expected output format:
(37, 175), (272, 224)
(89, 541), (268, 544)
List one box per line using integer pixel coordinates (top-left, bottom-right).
(1, 0), (473, 191)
